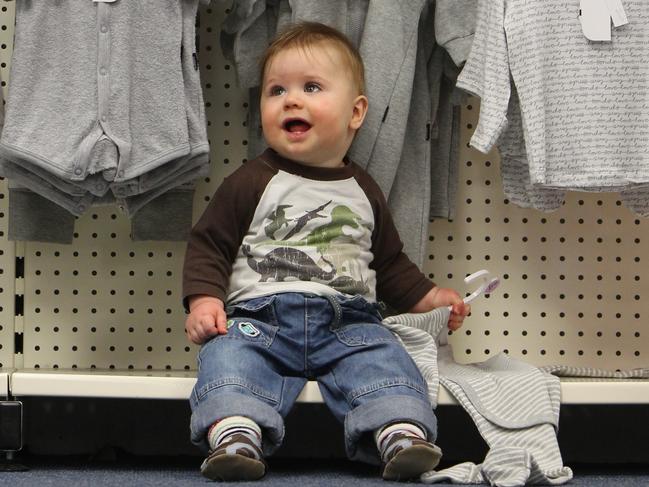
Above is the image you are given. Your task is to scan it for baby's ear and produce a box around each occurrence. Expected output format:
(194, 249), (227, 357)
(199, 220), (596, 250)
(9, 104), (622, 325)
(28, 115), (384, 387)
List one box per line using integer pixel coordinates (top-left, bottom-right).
(350, 95), (368, 130)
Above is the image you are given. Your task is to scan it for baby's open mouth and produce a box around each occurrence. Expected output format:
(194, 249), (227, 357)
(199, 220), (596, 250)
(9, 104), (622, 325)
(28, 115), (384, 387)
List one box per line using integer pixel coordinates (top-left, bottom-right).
(283, 118), (312, 132)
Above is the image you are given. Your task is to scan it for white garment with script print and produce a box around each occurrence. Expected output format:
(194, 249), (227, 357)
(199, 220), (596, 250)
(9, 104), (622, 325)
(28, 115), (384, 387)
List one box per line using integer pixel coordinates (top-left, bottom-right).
(457, 0), (649, 191)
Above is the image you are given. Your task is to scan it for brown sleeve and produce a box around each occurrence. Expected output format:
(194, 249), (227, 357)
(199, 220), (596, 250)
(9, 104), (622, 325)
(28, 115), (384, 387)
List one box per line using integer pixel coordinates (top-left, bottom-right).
(353, 165), (435, 312)
(182, 159), (276, 310)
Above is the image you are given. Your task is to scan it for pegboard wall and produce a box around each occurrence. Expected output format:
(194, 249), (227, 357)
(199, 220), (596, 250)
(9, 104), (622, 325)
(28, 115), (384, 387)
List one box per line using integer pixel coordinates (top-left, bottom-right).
(0, 1), (646, 375)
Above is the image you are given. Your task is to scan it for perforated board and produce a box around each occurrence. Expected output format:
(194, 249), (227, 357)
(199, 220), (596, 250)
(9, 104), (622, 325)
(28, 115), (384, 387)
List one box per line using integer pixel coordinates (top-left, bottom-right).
(0, 2), (646, 376)
(439, 103), (648, 368)
(0, 3), (16, 370)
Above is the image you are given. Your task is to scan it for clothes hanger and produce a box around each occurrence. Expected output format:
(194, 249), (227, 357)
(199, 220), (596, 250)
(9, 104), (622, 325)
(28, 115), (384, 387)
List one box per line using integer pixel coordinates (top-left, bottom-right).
(452, 269), (500, 308)
(438, 270), (500, 346)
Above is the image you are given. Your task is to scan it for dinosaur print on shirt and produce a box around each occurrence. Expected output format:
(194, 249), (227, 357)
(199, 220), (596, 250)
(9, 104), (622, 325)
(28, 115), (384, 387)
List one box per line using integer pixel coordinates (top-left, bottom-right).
(246, 201), (371, 296)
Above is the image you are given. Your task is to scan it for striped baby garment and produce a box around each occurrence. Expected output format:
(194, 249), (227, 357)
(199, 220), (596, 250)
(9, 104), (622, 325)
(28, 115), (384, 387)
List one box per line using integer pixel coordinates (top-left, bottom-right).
(541, 364), (649, 379)
(383, 308), (573, 485)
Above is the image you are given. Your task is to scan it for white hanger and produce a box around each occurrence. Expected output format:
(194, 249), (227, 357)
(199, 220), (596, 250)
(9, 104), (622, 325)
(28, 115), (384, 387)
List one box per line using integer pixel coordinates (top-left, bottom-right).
(452, 269), (500, 308)
(438, 270), (500, 345)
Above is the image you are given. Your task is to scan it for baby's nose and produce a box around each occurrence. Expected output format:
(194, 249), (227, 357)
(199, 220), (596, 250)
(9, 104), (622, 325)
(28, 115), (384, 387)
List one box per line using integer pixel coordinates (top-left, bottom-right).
(284, 90), (303, 108)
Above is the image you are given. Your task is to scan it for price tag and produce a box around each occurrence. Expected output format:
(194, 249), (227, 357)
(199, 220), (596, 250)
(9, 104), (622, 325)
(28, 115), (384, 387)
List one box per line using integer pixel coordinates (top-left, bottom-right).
(579, 0), (612, 41)
(604, 0), (629, 27)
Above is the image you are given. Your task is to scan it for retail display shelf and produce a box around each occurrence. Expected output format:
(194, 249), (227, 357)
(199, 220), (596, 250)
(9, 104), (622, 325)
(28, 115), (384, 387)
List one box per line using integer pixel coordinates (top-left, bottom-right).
(8, 370), (649, 404)
(8, 369), (454, 404)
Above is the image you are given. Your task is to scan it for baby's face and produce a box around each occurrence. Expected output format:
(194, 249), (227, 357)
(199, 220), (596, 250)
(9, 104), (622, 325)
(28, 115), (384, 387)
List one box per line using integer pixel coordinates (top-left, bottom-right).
(260, 42), (366, 168)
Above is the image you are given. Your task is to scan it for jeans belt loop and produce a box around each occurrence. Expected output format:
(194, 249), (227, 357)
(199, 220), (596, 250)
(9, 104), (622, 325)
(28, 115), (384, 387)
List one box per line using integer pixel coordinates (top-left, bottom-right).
(324, 294), (343, 329)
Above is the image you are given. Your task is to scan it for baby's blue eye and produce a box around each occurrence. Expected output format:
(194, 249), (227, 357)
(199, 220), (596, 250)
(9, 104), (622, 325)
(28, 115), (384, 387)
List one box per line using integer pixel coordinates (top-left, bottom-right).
(304, 82), (321, 93)
(270, 85), (285, 96)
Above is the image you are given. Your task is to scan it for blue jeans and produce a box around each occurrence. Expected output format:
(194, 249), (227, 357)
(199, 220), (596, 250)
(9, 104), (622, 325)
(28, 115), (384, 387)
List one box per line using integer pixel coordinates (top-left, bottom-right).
(190, 292), (436, 465)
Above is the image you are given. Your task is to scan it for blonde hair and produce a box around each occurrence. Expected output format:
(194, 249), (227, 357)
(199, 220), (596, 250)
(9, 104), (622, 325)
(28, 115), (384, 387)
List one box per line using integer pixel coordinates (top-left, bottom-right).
(260, 22), (366, 96)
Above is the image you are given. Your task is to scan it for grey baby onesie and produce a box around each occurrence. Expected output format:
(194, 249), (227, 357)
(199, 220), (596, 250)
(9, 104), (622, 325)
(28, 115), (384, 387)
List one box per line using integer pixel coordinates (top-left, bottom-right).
(2, 1), (192, 183)
(3, 0), (211, 242)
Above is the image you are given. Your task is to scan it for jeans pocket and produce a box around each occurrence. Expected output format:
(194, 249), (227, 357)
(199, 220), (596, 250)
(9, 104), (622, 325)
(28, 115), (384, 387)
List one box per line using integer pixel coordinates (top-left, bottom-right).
(227, 295), (277, 317)
(197, 318), (279, 364)
(219, 317), (278, 348)
(220, 295), (279, 348)
(333, 322), (397, 347)
(334, 294), (384, 323)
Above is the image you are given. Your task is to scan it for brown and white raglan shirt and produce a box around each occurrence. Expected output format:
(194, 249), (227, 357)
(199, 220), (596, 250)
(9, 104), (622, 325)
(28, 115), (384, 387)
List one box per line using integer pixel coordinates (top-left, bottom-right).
(182, 149), (434, 312)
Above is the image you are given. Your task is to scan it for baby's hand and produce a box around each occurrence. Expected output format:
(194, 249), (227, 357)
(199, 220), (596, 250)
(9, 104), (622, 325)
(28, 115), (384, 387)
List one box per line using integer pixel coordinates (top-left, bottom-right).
(410, 286), (470, 331)
(446, 294), (470, 331)
(185, 295), (228, 344)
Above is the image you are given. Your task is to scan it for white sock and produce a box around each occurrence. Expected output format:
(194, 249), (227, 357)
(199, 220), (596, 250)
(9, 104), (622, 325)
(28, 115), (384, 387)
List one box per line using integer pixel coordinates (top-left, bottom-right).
(375, 422), (427, 453)
(207, 416), (262, 452)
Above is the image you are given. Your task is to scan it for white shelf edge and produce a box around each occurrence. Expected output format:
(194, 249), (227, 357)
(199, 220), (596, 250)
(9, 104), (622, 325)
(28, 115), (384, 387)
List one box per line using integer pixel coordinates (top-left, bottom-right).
(9, 370), (649, 404)
(1, 371), (9, 397)
(558, 378), (649, 404)
(8, 370), (456, 403)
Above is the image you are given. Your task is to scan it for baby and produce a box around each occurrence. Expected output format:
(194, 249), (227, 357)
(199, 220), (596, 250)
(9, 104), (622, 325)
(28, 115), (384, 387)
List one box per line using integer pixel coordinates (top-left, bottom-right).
(182, 21), (469, 482)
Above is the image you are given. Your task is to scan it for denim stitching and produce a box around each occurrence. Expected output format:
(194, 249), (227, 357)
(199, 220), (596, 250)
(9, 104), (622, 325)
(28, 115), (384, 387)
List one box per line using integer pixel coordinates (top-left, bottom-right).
(332, 323), (397, 346)
(195, 376), (280, 404)
(348, 377), (427, 404)
(303, 295), (309, 376)
(228, 295), (277, 313)
(200, 322), (277, 348)
(329, 367), (354, 411)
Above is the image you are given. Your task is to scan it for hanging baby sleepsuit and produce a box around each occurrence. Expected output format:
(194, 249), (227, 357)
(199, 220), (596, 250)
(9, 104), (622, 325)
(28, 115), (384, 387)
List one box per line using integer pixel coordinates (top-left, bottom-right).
(0, 0), (212, 242)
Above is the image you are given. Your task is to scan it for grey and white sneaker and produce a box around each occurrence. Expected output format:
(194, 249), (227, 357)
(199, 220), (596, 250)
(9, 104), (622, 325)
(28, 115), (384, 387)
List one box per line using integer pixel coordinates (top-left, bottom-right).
(200, 432), (267, 481)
